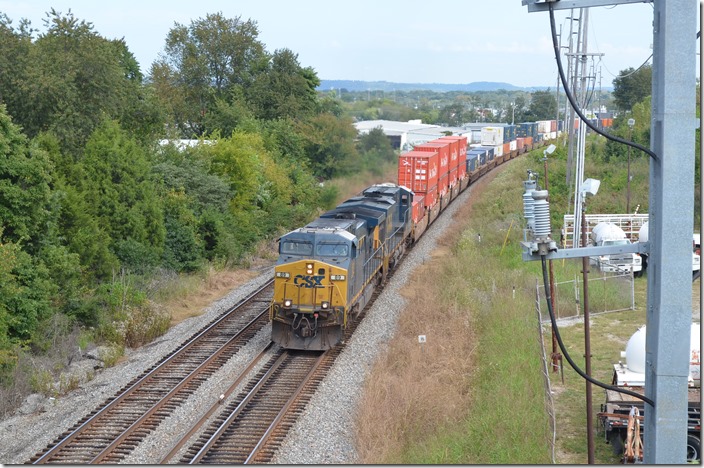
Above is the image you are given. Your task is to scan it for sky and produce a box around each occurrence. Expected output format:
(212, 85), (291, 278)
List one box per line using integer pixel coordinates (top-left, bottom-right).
(0, 1), (699, 88)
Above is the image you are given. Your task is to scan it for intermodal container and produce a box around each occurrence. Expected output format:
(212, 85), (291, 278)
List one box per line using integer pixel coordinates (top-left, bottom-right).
(415, 142), (450, 181)
(518, 122), (536, 138)
(438, 173), (449, 196)
(502, 124), (516, 143)
(524, 136), (533, 146)
(516, 138), (525, 150)
(485, 146), (495, 160)
(481, 127), (504, 146)
(420, 185), (438, 209)
(397, 150), (439, 193)
(550, 120), (557, 132)
(468, 148), (487, 166)
(537, 120), (552, 134)
(412, 195), (426, 223)
(449, 167), (458, 186)
(435, 138), (459, 172)
(502, 142), (510, 156)
(493, 144), (503, 158)
(466, 152), (479, 172)
(436, 136), (465, 172)
(509, 140), (517, 151)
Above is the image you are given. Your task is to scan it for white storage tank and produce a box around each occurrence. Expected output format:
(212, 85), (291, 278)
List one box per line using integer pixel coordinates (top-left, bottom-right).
(617, 323), (700, 387)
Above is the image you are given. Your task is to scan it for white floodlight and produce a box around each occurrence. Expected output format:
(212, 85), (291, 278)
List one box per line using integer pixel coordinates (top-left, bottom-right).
(627, 118), (635, 128)
(581, 178), (601, 197)
(544, 144), (556, 156)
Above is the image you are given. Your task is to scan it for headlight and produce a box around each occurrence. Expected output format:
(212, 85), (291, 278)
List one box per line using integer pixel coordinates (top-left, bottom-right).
(321, 301), (330, 310)
(283, 299), (293, 308)
(330, 274), (346, 281)
(306, 263), (314, 274)
(276, 271), (291, 278)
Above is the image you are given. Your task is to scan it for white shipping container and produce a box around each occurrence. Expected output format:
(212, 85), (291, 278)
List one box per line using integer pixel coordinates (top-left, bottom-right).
(509, 140), (517, 151)
(481, 126), (504, 146)
(549, 131), (557, 140)
(493, 144), (504, 157)
(537, 120), (552, 134)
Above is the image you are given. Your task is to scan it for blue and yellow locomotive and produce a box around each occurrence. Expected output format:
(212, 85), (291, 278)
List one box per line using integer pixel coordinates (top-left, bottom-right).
(270, 184), (413, 350)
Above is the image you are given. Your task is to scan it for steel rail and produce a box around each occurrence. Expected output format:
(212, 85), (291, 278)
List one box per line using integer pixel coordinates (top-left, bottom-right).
(32, 279), (273, 464)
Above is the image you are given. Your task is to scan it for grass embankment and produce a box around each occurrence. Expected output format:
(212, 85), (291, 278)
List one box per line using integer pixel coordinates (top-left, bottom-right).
(355, 156), (553, 464)
(354, 149), (672, 464)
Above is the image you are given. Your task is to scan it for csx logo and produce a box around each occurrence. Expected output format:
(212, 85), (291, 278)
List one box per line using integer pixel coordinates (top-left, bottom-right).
(294, 274), (324, 288)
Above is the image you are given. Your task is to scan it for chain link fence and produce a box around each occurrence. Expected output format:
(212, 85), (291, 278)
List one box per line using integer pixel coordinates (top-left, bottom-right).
(535, 270), (635, 323)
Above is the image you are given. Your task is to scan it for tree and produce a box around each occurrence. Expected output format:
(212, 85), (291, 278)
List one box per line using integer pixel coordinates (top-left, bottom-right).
(0, 14), (34, 127)
(297, 113), (360, 179)
(612, 64), (652, 111)
(0, 105), (52, 255)
(438, 102), (467, 127)
(150, 12), (267, 137)
(246, 48), (320, 121)
(1, 10), (156, 154)
(77, 120), (165, 274)
(527, 90), (557, 121)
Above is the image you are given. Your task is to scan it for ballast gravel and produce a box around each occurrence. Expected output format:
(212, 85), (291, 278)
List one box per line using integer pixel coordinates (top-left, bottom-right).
(0, 183), (480, 465)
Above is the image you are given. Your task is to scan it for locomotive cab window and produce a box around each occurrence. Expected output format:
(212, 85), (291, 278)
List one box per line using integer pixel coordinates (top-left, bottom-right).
(316, 243), (349, 257)
(281, 241), (313, 256)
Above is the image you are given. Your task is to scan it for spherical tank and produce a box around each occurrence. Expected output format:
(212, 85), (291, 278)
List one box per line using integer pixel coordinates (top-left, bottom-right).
(625, 325), (647, 373)
(624, 323), (700, 386)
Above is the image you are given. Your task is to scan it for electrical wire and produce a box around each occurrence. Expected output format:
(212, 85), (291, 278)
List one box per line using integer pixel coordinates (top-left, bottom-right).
(548, 3), (659, 163)
(540, 256), (655, 407)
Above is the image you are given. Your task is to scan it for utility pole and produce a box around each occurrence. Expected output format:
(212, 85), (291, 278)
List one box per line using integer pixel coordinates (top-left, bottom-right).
(645, 1), (695, 462)
(522, 0), (696, 463)
(626, 118), (635, 214)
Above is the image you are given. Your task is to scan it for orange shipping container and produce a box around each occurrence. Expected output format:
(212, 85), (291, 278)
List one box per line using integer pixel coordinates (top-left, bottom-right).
(412, 194), (426, 223)
(415, 142), (450, 180)
(398, 150), (439, 193)
(502, 142), (510, 155)
(449, 167), (458, 186)
(516, 137), (525, 149)
(525, 136), (533, 146)
(418, 185), (438, 209)
(458, 161), (467, 180)
(437, 135), (467, 171)
(434, 138), (459, 171)
(438, 173), (448, 196)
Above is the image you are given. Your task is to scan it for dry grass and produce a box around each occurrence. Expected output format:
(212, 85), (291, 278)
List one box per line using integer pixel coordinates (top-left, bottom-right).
(355, 159), (552, 464)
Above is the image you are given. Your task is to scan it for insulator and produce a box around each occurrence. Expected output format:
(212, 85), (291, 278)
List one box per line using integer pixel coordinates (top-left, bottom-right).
(522, 179), (537, 230)
(532, 190), (551, 239)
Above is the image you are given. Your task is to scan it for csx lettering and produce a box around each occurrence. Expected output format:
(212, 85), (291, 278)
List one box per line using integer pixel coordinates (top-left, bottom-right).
(294, 275), (324, 288)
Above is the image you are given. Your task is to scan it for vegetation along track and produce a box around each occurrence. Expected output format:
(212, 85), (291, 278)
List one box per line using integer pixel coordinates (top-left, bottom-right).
(27, 280), (274, 464)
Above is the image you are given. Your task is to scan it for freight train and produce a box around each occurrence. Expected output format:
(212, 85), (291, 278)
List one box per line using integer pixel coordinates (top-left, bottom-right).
(270, 122), (555, 350)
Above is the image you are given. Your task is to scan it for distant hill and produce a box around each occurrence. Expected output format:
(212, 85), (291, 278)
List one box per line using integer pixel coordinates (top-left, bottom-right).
(318, 80), (549, 93)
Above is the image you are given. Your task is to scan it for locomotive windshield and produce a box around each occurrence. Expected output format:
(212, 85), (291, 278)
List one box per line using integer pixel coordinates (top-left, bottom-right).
(281, 240), (313, 255)
(316, 243), (349, 257)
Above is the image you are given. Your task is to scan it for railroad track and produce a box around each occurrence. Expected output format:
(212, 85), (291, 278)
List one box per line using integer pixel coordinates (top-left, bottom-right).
(171, 273), (391, 464)
(178, 349), (327, 464)
(27, 280), (274, 465)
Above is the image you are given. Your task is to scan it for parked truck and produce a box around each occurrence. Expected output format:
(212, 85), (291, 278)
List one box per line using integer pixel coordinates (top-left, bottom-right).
(598, 324), (701, 463)
(588, 222), (643, 274)
(637, 221), (701, 275)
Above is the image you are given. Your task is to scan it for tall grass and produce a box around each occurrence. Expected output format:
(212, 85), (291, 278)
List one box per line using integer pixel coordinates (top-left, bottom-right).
(355, 157), (553, 464)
